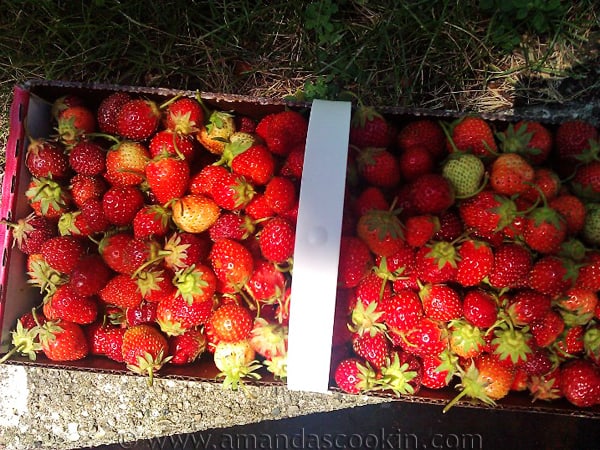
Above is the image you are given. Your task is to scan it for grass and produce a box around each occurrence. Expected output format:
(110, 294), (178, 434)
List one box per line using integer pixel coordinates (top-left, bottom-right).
(1, 0), (599, 161)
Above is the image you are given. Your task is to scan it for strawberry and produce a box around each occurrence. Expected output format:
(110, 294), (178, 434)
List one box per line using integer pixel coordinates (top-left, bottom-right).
(104, 140), (150, 186)
(555, 325), (585, 357)
(530, 309), (565, 348)
(549, 194), (586, 236)
(446, 116), (497, 158)
(68, 139), (106, 176)
(249, 317), (288, 360)
(211, 171), (256, 211)
(444, 353), (514, 411)
(79, 198), (110, 234)
(115, 98), (161, 141)
(356, 147), (401, 188)
(125, 300), (159, 326)
(121, 324), (170, 385)
(404, 214), (440, 248)
(188, 164), (229, 196)
(69, 254), (112, 297)
(197, 110), (236, 155)
(25, 138), (69, 179)
(410, 173), (454, 214)
(99, 273), (143, 309)
(352, 331), (390, 369)
(171, 264), (217, 305)
(4, 213), (56, 255)
(135, 267), (177, 304)
(441, 153), (486, 199)
(381, 289), (424, 333)
(41, 235), (85, 274)
(208, 212), (254, 242)
(334, 358), (377, 394)
(402, 317), (448, 357)
(459, 190), (518, 236)
(51, 95), (84, 121)
(454, 239), (494, 287)
(69, 174), (107, 208)
(421, 352), (454, 389)
(489, 153), (535, 196)
(414, 241), (459, 284)
(145, 153), (190, 205)
(433, 209), (464, 242)
(97, 91), (131, 134)
(488, 242), (532, 289)
(559, 359), (600, 407)
(337, 236), (373, 289)
(521, 167), (560, 204)
(263, 176), (296, 215)
(171, 194), (220, 233)
(156, 292), (214, 336)
(85, 322), (125, 362)
(349, 106), (392, 149)
(279, 145), (305, 179)
(101, 185), (144, 226)
(419, 283), (462, 322)
(133, 204), (171, 240)
(230, 143), (275, 186)
(162, 96), (204, 135)
(213, 339), (261, 390)
(496, 121), (553, 165)
(168, 328), (206, 364)
(356, 208), (404, 257)
(508, 289), (552, 326)
(44, 284), (98, 325)
(56, 105), (96, 145)
(582, 203), (600, 246)
(25, 177), (72, 220)
(208, 303), (253, 343)
(555, 119), (599, 163)
(98, 232), (135, 274)
(576, 250), (600, 291)
(397, 119), (446, 159)
(353, 271), (392, 310)
(353, 186), (389, 217)
(558, 287), (598, 325)
(397, 145), (434, 182)
(162, 231), (210, 271)
(38, 320), (89, 361)
(256, 110), (308, 156)
(528, 255), (577, 297)
(148, 129), (198, 163)
(209, 238), (254, 293)
(523, 200), (567, 255)
(448, 319), (486, 358)
(258, 216), (295, 264)
(245, 258), (287, 304)
(377, 350), (423, 395)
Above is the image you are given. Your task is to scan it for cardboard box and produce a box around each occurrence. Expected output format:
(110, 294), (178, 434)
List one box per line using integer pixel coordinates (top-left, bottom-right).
(1, 80), (599, 418)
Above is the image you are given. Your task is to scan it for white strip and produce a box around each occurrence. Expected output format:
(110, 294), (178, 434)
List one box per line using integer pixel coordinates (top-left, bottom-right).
(286, 100), (351, 393)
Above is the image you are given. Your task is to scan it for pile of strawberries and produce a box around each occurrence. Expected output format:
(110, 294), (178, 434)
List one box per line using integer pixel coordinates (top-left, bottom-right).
(2, 91), (306, 387)
(333, 109), (600, 410)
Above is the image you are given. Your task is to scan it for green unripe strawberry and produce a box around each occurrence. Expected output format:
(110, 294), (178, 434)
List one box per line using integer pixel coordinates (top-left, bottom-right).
(442, 153), (486, 198)
(582, 203), (600, 246)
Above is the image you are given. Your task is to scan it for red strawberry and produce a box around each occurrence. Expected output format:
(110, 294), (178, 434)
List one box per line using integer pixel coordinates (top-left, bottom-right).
(528, 255), (577, 297)
(489, 153), (535, 196)
(356, 147), (400, 188)
(334, 358), (377, 394)
(97, 91), (131, 135)
(256, 110), (308, 156)
(402, 317), (448, 357)
(349, 106), (392, 149)
(414, 241), (459, 284)
(79, 198), (110, 234)
(410, 173), (454, 214)
(156, 292), (214, 336)
(397, 119), (446, 159)
(508, 289), (552, 326)
(337, 236), (373, 289)
(555, 119), (598, 163)
(549, 194), (586, 236)
(523, 202), (567, 255)
(559, 359), (600, 407)
(356, 208), (404, 257)
(576, 251), (600, 291)
(4, 213), (57, 255)
(419, 283), (462, 322)
(397, 145), (434, 182)
(85, 322), (125, 362)
(530, 309), (565, 348)
(211, 171), (256, 211)
(116, 98), (161, 141)
(69, 174), (107, 208)
(121, 324), (170, 384)
(133, 204), (171, 240)
(98, 232), (135, 274)
(454, 239), (494, 287)
(146, 153), (190, 205)
(68, 140), (106, 176)
(352, 331), (390, 369)
(497, 121), (553, 165)
(135, 268), (177, 304)
(209, 238), (254, 293)
(263, 176), (296, 215)
(168, 328), (206, 364)
(421, 353), (453, 389)
(459, 190), (518, 236)
(101, 185), (144, 226)
(38, 320), (88, 361)
(25, 138), (69, 179)
(162, 232), (210, 271)
(208, 303), (253, 343)
(404, 215), (440, 248)
(462, 288), (498, 328)
(245, 258), (287, 304)
(208, 212), (254, 242)
(162, 96), (204, 135)
(352, 186), (389, 216)
(125, 300), (159, 326)
(488, 242), (532, 289)
(258, 216), (295, 264)
(231, 143), (276, 186)
(447, 116), (497, 158)
(25, 177), (72, 220)
(149, 129), (198, 163)
(44, 284), (98, 325)
(279, 145), (305, 179)
(51, 95), (84, 121)
(99, 273), (143, 309)
(571, 161), (600, 202)
(521, 167), (560, 204)
(69, 254), (112, 297)
(381, 289), (424, 334)
(188, 164), (229, 196)
(57, 105), (96, 145)
(41, 235), (85, 274)
(104, 140), (150, 186)
(433, 209), (464, 242)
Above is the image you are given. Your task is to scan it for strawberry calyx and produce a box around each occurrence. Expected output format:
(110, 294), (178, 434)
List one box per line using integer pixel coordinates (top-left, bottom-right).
(25, 177), (70, 216)
(496, 123), (542, 159)
(263, 354), (287, 380)
(491, 322), (533, 366)
(443, 360), (496, 413)
(583, 326), (600, 362)
(375, 352), (418, 396)
(172, 265), (211, 305)
(127, 349), (172, 386)
(348, 300), (386, 337)
(0, 318), (42, 363)
(449, 319), (486, 357)
(424, 240), (460, 271)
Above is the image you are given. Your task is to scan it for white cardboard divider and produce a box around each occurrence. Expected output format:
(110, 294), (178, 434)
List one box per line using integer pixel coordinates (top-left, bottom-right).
(286, 100), (351, 393)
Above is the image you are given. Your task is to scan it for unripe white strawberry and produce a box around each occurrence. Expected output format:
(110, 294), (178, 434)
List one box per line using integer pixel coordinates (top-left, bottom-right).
(442, 153), (485, 198)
